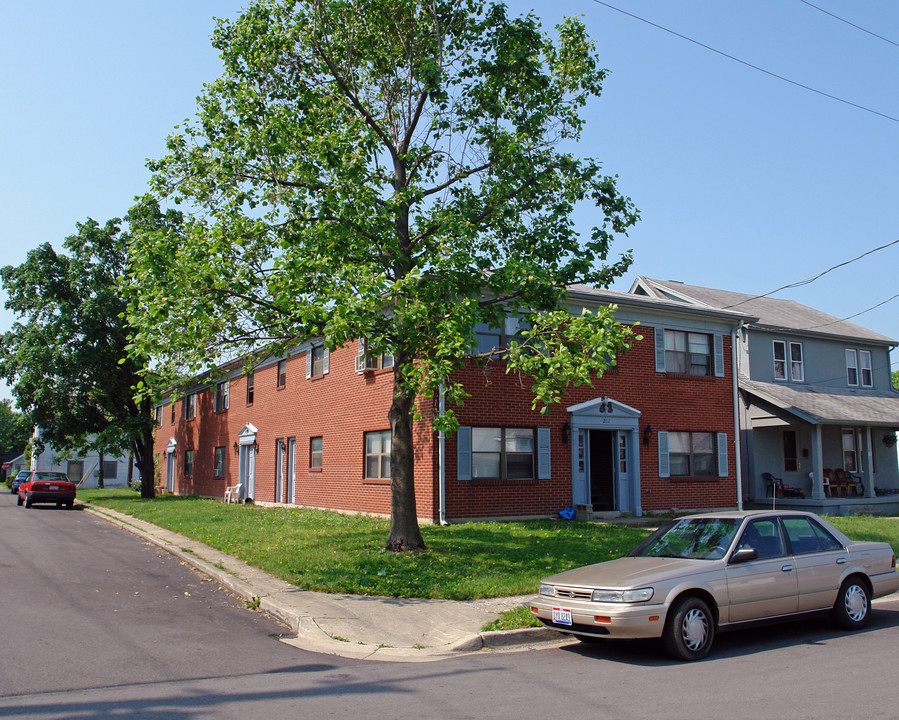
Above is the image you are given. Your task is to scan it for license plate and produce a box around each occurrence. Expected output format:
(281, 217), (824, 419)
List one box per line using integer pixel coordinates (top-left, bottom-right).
(552, 607), (573, 625)
(49, 486), (59, 490)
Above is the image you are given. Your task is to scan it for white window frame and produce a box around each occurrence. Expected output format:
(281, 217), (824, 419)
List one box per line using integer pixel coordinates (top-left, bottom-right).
(789, 342), (804, 382)
(214, 446), (226, 477)
(214, 380), (229, 412)
(842, 428), (862, 473)
(846, 348), (859, 386)
(859, 350), (873, 387)
(773, 340), (787, 381)
(664, 330), (712, 376)
(364, 430), (391, 479)
(184, 392), (197, 420)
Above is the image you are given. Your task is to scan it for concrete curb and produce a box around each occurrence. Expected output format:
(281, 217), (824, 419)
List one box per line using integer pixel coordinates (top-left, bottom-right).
(79, 501), (569, 662)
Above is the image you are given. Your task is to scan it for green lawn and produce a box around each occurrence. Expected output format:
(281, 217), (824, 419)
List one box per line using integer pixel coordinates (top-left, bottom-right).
(78, 489), (899, 604)
(78, 488), (650, 600)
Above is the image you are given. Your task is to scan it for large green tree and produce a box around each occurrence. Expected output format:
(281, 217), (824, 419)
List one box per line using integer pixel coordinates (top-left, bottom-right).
(0, 204), (176, 498)
(0, 400), (30, 461)
(129, 0), (639, 550)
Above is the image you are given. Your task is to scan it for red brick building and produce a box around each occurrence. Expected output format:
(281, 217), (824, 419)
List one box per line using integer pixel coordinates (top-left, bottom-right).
(154, 286), (754, 520)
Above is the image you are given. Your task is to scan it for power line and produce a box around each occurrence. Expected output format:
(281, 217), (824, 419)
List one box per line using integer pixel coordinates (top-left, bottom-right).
(801, 292), (899, 331)
(798, 0), (899, 50)
(590, 0), (899, 124)
(720, 237), (899, 309)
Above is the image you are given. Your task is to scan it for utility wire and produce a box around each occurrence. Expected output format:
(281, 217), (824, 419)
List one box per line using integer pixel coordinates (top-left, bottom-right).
(590, 0), (899, 124)
(798, 0), (899, 49)
(800, 292), (899, 331)
(720, 237), (899, 309)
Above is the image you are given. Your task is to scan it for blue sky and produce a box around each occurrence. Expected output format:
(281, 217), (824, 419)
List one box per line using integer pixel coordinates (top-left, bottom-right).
(2, 1), (897, 405)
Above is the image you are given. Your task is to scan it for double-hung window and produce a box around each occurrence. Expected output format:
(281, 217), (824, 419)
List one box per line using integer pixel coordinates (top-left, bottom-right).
(246, 372), (255, 404)
(364, 430), (391, 479)
(184, 449), (194, 477)
(846, 349), (872, 387)
(774, 341), (803, 382)
(664, 330), (711, 376)
(471, 428), (536, 480)
(214, 446), (226, 477)
(214, 381), (229, 412)
(310, 436), (323, 469)
(184, 392), (197, 420)
(667, 432), (716, 477)
(277, 360), (287, 387)
(355, 339), (393, 372)
(842, 429), (861, 472)
(307, 345), (331, 377)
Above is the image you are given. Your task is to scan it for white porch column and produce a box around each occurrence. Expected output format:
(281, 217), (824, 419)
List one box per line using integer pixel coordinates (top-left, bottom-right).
(811, 426), (825, 500)
(864, 426), (875, 498)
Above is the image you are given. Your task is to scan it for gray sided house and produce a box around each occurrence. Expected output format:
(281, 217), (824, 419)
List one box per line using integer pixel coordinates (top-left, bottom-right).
(631, 277), (899, 514)
(30, 429), (136, 488)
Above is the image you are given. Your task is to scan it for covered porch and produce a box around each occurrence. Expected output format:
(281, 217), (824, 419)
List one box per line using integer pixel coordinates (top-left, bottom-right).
(741, 380), (899, 513)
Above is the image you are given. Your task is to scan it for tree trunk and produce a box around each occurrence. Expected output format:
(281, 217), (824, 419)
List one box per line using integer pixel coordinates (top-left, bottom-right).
(385, 352), (425, 551)
(97, 451), (105, 489)
(136, 399), (156, 499)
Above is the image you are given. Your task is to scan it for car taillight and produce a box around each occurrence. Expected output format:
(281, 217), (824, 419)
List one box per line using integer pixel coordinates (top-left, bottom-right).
(892, 555), (896, 569)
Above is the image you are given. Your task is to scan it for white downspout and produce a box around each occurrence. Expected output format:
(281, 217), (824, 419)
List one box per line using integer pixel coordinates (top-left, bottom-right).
(438, 384), (448, 525)
(732, 322), (744, 511)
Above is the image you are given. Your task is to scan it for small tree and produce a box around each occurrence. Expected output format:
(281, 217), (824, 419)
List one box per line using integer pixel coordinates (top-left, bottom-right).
(129, 0), (639, 549)
(0, 203), (178, 498)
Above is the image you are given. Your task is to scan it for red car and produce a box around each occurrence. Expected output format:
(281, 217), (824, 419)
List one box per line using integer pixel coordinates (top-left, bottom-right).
(17, 471), (77, 509)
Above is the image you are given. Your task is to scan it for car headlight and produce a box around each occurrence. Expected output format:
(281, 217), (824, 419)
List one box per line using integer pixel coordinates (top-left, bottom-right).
(591, 587), (654, 603)
(538, 583), (556, 597)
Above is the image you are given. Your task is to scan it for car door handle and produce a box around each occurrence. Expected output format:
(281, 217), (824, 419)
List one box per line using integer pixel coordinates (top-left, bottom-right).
(836, 558), (847, 565)
(781, 565), (794, 572)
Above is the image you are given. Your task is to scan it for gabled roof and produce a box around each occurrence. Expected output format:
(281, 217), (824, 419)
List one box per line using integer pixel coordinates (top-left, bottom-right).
(566, 283), (756, 326)
(630, 277), (896, 346)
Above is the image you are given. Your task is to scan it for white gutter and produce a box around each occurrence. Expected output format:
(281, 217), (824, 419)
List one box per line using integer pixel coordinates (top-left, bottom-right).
(732, 321), (744, 510)
(438, 384), (448, 525)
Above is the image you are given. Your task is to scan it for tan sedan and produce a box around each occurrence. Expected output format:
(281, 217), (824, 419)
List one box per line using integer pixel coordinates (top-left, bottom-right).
(530, 510), (899, 660)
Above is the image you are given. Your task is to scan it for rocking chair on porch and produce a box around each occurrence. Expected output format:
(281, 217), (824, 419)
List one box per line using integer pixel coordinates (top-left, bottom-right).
(763, 472), (805, 499)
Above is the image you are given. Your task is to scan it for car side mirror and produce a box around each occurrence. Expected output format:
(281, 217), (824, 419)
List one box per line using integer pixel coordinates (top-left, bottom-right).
(730, 547), (758, 564)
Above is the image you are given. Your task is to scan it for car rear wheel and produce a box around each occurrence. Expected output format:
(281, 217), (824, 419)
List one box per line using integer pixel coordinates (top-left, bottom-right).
(66, 501), (74, 510)
(832, 577), (871, 630)
(24, 494), (32, 508)
(663, 596), (715, 661)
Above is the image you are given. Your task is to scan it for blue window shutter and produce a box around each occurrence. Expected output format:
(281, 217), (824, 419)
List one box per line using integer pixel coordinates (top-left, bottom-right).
(537, 428), (551, 479)
(658, 431), (670, 478)
(654, 327), (666, 372)
(714, 334), (725, 377)
(306, 349), (312, 379)
(717, 432), (728, 477)
(323, 347), (330, 375)
(457, 426), (472, 481)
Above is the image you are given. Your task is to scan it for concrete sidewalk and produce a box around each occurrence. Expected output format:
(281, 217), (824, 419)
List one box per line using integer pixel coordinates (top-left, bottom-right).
(82, 502), (568, 662)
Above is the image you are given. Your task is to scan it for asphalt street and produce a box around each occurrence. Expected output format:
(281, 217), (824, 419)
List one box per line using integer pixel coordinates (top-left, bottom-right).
(3, 491), (899, 719)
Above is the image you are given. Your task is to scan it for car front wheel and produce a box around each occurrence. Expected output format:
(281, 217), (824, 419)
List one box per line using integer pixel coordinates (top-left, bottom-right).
(832, 577), (871, 630)
(663, 596), (715, 661)
(16, 494), (23, 506)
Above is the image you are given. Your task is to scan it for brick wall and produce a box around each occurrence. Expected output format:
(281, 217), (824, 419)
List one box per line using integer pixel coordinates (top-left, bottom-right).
(154, 326), (737, 520)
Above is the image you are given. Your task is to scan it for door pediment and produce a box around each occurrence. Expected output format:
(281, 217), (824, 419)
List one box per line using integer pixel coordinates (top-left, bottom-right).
(567, 396), (641, 419)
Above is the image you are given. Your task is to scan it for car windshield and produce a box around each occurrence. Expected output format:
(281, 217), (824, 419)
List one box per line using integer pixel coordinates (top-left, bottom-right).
(629, 518), (740, 560)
